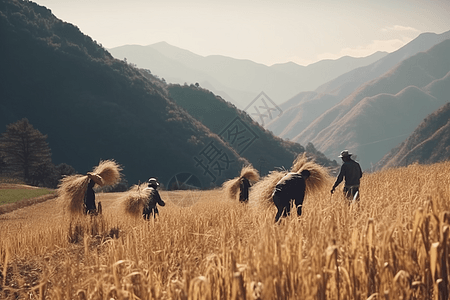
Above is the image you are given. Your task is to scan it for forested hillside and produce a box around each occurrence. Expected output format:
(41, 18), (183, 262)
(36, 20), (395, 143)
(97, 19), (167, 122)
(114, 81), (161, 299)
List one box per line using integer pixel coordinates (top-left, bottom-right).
(0, 0), (246, 187)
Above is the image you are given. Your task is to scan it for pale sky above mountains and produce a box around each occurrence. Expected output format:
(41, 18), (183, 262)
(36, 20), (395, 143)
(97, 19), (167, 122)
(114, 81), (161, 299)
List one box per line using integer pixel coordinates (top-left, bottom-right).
(33, 0), (450, 66)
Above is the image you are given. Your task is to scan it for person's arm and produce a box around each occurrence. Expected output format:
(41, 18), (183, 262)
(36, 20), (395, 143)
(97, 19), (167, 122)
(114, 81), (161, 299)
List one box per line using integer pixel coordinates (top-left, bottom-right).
(155, 191), (165, 206)
(331, 165), (345, 193)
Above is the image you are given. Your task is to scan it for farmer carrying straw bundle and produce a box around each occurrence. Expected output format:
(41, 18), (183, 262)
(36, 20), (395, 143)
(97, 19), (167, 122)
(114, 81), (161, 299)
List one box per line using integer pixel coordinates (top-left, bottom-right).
(57, 160), (122, 215)
(250, 153), (330, 222)
(222, 165), (260, 203)
(122, 178), (165, 219)
(143, 178), (165, 219)
(331, 150), (363, 201)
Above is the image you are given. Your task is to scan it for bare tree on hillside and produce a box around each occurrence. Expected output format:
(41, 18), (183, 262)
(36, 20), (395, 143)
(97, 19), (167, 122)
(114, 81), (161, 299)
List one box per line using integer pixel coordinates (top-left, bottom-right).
(0, 118), (52, 183)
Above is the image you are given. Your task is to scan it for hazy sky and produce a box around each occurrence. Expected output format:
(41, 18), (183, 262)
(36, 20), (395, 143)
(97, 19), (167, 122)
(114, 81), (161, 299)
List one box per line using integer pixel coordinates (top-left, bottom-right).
(32, 0), (450, 66)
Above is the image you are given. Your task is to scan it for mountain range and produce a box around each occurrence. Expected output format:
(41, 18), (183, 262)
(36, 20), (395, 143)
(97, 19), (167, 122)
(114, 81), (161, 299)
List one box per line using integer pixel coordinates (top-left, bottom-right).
(0, 0), (336, 187)
(108, 43), (387, 109)
(109, 29), (450, 171)
(293, 37), (450, 170)
(267, 30), (450, 142)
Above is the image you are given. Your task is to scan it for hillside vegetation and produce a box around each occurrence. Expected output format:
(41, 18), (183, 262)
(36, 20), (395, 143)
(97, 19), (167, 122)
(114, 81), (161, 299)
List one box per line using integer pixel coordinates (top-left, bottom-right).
(376, 102), (450, 170)
(167, 84), (337, 172)
(2, 0), (308, 187)
(0, 0), (336, 189)
(1, 162), (450, 298)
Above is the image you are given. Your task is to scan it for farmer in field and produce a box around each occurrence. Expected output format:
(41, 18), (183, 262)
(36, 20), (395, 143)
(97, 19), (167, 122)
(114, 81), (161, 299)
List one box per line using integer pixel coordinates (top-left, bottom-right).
(272, 169), (311, 222)
(83, 178), (97, 215)
(143, 178), (165, 219)
(222, 165), (259, 203)
(239, 176), (251, 202)
(331, 150), (363, 200)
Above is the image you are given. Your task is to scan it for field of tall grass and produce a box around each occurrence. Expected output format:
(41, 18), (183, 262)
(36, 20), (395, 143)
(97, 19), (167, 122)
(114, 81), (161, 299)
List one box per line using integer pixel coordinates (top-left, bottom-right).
(1, 161), (450, 299)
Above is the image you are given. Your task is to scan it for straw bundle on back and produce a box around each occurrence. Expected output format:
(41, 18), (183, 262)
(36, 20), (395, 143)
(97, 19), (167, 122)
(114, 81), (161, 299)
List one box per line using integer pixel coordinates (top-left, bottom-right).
(222, 165), (259, 200)
(249, 170), (286, 208)
(58, 174), (91, 214)
(92, 160), (122, 186)
(122, 183), (150, 217)
(291, 153), (331, 195)
(249, 153), (331, 207)
(57, 159), (123, 215)
(240, 165), (260, 182)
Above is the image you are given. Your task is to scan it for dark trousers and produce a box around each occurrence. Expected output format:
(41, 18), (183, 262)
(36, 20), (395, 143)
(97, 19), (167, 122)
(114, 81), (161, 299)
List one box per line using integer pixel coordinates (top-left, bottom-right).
(273, 192), (303, 222)
(143, 207), (159, 219)
(343, 186), (360, 201)
(83, 202), (96, 215)
(239, 197), (249, 203)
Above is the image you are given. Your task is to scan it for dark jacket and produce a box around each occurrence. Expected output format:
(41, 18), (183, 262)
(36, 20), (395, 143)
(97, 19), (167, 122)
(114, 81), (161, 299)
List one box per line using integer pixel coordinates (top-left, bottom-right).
(84, 180), (96, 211)
(333, 159), (363, 189)
(272, 172), (308, 222)
(239, 177), (251, 202)
(143, 187), (165, 215)
(273, 172), (306, 201)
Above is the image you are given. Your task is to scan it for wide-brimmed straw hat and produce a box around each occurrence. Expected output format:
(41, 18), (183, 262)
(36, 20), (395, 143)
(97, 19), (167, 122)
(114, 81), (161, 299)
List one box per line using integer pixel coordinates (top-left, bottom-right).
(338, 150), (352, 158)
(148, 178), (160, 187)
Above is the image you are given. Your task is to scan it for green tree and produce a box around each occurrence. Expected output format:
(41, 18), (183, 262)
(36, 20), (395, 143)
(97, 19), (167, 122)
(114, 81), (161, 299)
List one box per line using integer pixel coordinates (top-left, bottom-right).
(0, 153), (6, 175)
(0, 118), (52, 183)
(56, 163), (77, 177)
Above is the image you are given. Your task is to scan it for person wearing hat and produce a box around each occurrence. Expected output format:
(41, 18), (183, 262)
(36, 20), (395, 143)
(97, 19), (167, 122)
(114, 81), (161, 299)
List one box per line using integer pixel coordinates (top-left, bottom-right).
(143, 178), (166, 219)
(272, 169), (311, 222)
(331, 150), (363, 200)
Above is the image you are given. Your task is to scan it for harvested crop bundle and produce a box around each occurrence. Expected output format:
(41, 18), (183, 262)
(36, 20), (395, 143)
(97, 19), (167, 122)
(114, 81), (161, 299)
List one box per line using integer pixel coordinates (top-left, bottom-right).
(222, 165), (259, 201)
(57, 160), (122, 215)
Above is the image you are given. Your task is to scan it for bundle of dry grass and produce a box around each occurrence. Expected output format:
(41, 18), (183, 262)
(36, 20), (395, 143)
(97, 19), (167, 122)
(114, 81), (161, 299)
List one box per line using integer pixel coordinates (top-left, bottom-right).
(250, 153), (331, 207)
(58, 174), (91, 214)
(249, 170), (285, 208)
(92, 160), (122, 186)
(121, 183), (150, 217)
(57, 160), (123, 215)
(222, 165), (260, 200)
(291, 152), (331, 195)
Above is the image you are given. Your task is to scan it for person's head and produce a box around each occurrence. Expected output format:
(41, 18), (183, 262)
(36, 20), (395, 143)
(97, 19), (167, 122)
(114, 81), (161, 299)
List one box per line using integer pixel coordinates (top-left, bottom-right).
(148, 178), (160, 189)
(300, 169), (311, 179)
(241, 176), (249, 182)
(338, 150), (352, 162)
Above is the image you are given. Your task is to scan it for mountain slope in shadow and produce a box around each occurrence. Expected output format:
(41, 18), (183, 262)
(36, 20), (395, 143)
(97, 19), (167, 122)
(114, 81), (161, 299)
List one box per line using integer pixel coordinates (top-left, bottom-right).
(375, 102), (450, 170)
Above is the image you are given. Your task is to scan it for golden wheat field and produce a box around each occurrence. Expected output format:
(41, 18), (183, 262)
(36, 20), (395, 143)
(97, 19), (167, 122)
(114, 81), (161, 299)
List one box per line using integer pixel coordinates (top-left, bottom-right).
(1, 161), (450, 299)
